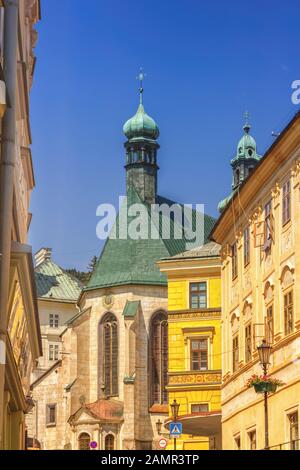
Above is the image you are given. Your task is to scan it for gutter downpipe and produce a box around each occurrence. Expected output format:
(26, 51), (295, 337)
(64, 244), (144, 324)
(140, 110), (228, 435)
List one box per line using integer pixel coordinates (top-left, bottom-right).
(0, 0), (19, 449)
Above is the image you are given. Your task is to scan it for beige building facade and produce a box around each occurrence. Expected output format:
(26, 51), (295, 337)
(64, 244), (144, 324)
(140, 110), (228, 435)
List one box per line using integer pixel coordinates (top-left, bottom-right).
(211, 112), (300, 450)
(33, 248), (81, 380)
(0, 0), (42, 450)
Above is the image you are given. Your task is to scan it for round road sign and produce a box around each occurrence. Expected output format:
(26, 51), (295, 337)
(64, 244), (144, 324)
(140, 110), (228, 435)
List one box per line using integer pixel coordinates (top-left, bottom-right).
(90, 441), (98, 449)
(158, 438), (168, 449)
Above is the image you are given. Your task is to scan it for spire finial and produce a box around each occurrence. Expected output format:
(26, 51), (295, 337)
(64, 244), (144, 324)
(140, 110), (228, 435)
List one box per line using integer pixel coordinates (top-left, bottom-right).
(136, 67), (146, 104)
(243, 110), (251, 133)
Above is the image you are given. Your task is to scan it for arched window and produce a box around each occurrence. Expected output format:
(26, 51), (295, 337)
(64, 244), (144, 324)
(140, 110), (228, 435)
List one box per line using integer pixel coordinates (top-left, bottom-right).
(150, 311), (168, 405)
(100, 313), (118, 397)
(105, 434), (115, 450)
(78, 433), (90, 450)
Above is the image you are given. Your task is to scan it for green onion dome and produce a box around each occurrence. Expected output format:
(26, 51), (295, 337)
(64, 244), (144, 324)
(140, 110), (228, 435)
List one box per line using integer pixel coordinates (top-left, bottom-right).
(123, 103), (159, 141)
(235, 124), (259, 160)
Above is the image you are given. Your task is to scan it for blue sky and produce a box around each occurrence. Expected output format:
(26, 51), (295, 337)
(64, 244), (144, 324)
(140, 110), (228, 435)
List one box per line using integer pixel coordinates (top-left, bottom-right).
(29, 0), (300, 270)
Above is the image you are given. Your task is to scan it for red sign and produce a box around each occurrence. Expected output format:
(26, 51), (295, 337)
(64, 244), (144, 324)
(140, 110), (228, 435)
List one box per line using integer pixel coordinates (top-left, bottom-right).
(158, 438), (168, 449)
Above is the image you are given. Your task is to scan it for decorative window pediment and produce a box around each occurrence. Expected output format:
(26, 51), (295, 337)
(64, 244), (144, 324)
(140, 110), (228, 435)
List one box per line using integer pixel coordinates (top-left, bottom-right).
(264, 281), (274, 304)
(281, 266), (294, 290)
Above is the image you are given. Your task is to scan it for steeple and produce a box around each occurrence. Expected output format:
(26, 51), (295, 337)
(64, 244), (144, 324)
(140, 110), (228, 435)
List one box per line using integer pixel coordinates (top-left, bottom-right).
(123, 70), (160, 204)
(218, 113), (261, 212)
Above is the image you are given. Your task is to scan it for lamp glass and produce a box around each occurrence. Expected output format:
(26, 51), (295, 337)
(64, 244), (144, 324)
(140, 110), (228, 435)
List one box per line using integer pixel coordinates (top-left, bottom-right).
(170, 400), (180, 420)
(257, 340), (272, 367)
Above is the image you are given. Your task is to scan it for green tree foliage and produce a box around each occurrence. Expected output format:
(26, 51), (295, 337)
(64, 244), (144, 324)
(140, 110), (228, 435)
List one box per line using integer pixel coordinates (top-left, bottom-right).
(65, 256), (98, 285)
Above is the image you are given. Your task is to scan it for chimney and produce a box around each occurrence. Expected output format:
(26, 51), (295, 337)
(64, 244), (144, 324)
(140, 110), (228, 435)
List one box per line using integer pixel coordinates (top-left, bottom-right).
(35, 248), (52, 267)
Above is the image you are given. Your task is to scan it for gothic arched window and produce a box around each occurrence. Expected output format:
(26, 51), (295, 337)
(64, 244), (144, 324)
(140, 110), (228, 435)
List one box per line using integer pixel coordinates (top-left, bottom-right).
(100, 313), (118, 397)
(150, 311), (168, 405)
(105, 434), (115, 450)
(78, 433), (90, 450)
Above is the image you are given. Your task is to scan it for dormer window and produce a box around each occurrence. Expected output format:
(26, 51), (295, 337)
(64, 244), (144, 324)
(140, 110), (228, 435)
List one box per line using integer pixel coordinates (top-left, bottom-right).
(248, 149), (253, 156)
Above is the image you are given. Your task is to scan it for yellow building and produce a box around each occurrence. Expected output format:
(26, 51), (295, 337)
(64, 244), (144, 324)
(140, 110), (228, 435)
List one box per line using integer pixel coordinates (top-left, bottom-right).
(158, 242), (222, 450)
(211, 112), (300, 450)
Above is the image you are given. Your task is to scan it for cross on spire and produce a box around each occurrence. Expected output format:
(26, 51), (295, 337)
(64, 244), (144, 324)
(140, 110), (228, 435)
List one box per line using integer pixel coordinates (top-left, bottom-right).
(137, 67), (146, 104)
(244, 110), (250, 125)
(243, 111), (251, 133)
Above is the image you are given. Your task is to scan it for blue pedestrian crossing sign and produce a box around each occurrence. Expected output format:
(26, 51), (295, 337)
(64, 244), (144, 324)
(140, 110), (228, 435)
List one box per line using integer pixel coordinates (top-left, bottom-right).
(170, 422), (182, 437)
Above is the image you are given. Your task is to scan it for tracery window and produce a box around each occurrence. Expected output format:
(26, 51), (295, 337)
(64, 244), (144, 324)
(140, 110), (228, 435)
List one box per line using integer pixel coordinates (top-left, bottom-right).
(150, 311), (168, 405)
(101, 313), (118, 397)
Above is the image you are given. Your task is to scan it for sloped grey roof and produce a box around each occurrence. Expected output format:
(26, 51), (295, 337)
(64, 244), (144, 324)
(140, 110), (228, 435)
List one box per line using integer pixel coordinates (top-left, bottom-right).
(164, 241), (221, 260)
(35, 259), (82, 302)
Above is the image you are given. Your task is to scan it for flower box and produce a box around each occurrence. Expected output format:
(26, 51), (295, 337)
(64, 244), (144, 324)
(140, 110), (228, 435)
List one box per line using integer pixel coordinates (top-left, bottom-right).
(246, 374), (285, 393)
(253, 381), (277, 394)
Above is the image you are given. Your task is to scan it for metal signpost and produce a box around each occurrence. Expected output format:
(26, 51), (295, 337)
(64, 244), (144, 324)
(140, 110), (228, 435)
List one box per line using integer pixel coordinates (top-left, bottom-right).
(169, 422), (182, 450)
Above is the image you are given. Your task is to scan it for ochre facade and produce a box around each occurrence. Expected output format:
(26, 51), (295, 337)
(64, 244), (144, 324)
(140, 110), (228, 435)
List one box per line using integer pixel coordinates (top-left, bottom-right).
(212, 112), (300, 450)
(0, 0), (42, 450)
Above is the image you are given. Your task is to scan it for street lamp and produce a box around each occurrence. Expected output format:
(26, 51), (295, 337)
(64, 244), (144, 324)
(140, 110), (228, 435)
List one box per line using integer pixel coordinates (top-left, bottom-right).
(170, 400), (180, 421)
(257, 339), (272, 450)
(156, 419), (162, 435)
(170, 400), (180, 450)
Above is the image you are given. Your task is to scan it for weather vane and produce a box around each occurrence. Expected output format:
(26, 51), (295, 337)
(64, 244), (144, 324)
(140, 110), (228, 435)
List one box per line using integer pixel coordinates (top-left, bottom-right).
(137, 67), (146, 103)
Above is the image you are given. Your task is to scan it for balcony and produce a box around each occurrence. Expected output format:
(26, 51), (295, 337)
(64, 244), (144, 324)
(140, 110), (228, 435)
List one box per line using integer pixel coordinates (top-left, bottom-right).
(265, 439), (300, 450)
(167, 370), (222, 390)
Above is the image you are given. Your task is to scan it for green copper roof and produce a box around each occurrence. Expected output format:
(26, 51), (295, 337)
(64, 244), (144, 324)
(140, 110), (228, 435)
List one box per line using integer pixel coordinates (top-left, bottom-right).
(232, 124), (260, 164)
(86, 186), (216, 291)
(123, 301), (140, 318)
(217, 192), (234, 213)
(123, 103), (159, 141)
(218, 119), (261, 213)
(35, 259), (82, 302)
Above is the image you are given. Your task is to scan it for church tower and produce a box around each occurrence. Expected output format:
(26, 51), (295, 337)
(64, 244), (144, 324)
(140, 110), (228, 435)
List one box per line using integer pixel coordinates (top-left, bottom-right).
(123, 71), (159, 204)
(30, 73), (217, 451)
(218, 114), (261, 212)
